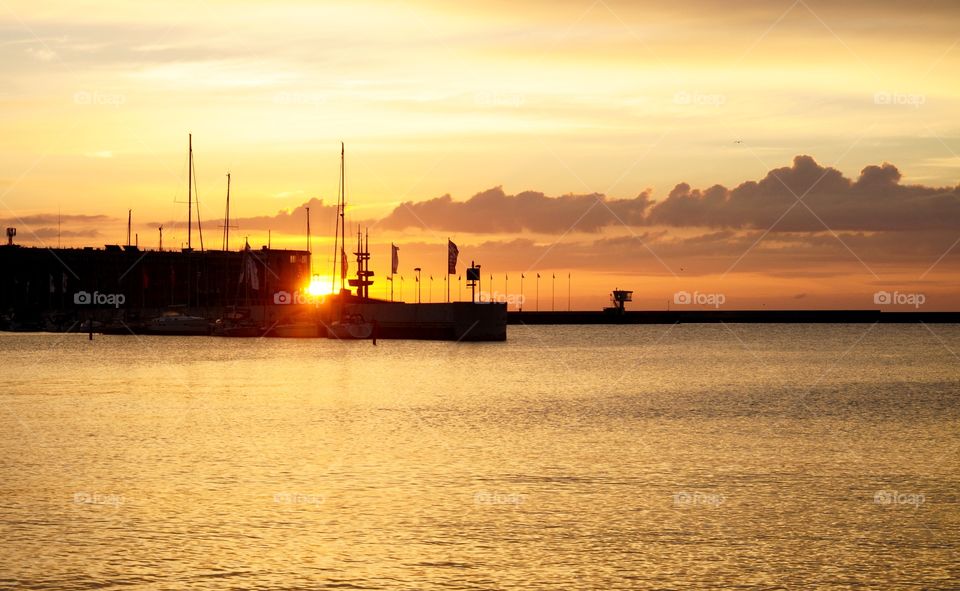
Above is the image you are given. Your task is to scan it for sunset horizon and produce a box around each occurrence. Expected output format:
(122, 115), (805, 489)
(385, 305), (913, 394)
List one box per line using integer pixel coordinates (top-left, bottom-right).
(3, 2), (958, 589)
(3, 0), (958, 310)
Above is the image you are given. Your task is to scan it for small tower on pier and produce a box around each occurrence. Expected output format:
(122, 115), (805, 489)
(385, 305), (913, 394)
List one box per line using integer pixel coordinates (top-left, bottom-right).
(348, 226), (375, 299)
(603, 288), (633, 314)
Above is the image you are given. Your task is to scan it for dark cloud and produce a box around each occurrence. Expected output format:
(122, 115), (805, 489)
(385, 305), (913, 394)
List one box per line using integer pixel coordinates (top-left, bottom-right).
(1, 213), (113, 226)
(30, 227), (102, 239)
(0, 215), (111, 244)
(150, 197), (339, 236)
(648, 155), (960, 231)
(228, 197), (338, 234)
(374, 156), (959, 234)
(379, 186), (653, 233)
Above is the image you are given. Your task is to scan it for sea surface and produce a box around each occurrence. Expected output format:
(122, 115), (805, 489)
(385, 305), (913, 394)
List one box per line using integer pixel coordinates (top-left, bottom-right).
(1, 325), (958, 590)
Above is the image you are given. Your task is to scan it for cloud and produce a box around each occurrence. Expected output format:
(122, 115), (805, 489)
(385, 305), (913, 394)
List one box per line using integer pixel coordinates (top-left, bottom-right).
(648, 155), (960, 231)
(1, 213), (114, 226)
(30, 227), (101, 239)
(375, 156), (960, 234)
(151, 197), (338, 236)
(379, 186), (653, 233)
(24, 46), (57, 61)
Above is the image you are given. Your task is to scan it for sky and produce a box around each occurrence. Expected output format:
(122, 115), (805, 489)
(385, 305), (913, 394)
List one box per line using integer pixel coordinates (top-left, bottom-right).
(1, 0), (959, 309)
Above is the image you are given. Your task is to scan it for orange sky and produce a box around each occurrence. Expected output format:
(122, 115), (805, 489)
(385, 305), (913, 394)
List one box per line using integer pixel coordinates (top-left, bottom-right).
(1, 0), (958, 309)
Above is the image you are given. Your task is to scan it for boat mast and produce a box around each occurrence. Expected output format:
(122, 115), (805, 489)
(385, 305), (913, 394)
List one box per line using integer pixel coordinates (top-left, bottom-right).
(222, 173), (231, 251)
(306, 206), (311, 253)
(340, 142), (346, 292)
(187, 133), (192, 250)
(330, 145), (342, 293)
(305, 205), (313, 279)
(193, 144), (204, 252)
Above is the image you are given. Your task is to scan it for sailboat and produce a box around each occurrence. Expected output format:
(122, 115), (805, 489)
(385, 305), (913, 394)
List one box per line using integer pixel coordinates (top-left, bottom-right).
(326, 144), (375, 340)
(213, 180), (266, 337)
(147, 133), (210, 336)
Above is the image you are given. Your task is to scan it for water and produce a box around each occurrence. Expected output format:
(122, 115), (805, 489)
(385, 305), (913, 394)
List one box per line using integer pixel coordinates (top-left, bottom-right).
(1, 324), (958, 589)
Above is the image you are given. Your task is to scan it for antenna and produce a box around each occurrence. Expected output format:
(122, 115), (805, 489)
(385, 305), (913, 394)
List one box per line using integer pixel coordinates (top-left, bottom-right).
(127, 209), (132, 246)
(158, 226), (163, 252)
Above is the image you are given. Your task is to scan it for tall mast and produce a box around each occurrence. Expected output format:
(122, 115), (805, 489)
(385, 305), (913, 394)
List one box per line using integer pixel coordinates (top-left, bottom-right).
(222, 173), (231, 251)
(340, 142), (346, 292)
(187, 133), (192, 250)
(127, 209), (131, 246)
(194, 145), (204, 252)
(330, 145), (342, 293)
(306, 206), (311, 254)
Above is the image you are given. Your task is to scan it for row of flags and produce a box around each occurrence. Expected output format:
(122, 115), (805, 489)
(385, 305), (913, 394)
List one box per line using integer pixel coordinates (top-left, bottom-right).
(389, 241), (568, 280)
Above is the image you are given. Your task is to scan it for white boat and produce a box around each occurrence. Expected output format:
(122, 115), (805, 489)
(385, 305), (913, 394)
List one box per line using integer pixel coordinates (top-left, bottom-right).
(146, 312), (210, 335)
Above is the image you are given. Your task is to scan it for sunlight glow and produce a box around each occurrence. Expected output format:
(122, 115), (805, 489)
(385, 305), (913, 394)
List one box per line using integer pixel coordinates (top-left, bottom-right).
(305, 274), (333, 297)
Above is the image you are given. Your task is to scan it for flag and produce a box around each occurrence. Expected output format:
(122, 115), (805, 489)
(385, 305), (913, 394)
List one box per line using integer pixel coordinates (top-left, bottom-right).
(391, 243), (399, 275)
(537, 273), (540, 278)
(246, 256), (260, 291)
(341, 247), (348, 279)
(447, 239), (459, 274)
(521, 273), (525, 279)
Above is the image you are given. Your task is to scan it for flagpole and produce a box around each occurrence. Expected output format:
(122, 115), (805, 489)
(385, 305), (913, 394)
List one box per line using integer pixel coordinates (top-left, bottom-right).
(446, 237), (450, 303)
(552, 274), (555, 311)
(520, 274), (524, 312)
(536, 274), (540, 311)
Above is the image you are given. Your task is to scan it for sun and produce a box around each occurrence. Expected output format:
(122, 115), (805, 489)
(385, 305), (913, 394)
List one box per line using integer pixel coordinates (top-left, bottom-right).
(305, 274), (333, 297)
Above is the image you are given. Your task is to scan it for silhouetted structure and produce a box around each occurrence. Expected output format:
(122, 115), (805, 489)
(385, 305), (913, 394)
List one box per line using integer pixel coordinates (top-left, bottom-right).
(0, 243), (309, 329)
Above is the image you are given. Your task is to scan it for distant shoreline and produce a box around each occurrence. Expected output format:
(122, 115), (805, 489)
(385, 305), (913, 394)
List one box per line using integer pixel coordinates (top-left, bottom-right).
(508, 310), (960, 324)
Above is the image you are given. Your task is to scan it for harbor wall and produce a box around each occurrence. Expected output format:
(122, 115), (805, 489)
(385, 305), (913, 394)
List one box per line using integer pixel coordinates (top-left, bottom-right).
(508, 310), (960, 324)
(348, 301), (508, 341)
